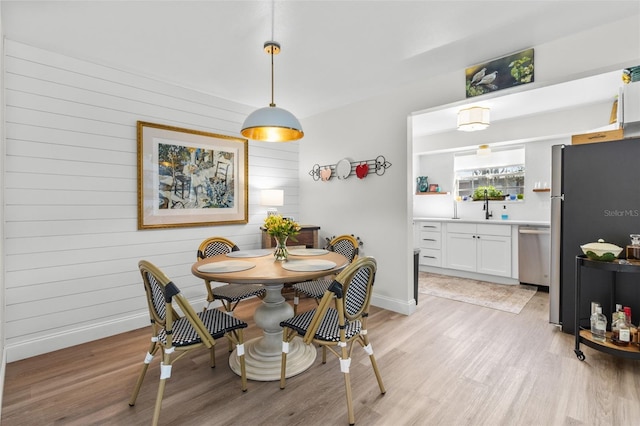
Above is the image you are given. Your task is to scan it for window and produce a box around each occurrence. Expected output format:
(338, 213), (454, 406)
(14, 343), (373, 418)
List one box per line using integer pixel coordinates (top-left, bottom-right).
(454, 146), (525, 199)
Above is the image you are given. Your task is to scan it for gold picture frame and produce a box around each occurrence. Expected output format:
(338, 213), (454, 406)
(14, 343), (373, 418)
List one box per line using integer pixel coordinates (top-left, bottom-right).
(137, 121), (248, 229)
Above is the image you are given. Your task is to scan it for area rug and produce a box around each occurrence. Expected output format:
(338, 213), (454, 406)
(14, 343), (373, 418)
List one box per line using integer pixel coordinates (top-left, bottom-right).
(418, 272), (537, 314)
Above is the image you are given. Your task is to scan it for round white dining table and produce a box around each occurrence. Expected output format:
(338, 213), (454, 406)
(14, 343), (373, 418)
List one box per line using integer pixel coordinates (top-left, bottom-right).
(191, 249), (349, 381)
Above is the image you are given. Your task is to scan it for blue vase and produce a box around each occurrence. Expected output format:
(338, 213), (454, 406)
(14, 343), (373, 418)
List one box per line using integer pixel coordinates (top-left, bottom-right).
(416, 176), (429, 192)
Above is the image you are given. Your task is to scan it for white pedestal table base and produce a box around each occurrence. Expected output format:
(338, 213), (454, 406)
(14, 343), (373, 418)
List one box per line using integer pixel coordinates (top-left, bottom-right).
(228, 283), (317, 381)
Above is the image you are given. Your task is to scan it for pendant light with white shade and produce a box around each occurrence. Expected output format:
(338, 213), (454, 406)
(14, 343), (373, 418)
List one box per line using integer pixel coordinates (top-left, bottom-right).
(457, 106), (490, 132)
(241, 2), (303, 142)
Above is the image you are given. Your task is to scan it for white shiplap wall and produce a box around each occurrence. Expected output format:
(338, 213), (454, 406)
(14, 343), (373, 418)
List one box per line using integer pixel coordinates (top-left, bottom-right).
(3, 39), (299, 362)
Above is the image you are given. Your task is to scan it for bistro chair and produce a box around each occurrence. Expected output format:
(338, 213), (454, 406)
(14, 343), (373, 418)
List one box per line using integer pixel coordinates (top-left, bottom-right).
(291, 234), (360, 314)
(129, 260), (248, 426)
(197, 236), (266, 313)
(280, 256), (385, 426)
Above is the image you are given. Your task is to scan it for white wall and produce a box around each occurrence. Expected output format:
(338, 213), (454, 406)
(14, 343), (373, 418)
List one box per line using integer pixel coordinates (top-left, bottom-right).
(299, 96), (416, 314)
(299, 15), (639, 315)
(2, 40), (300, 362)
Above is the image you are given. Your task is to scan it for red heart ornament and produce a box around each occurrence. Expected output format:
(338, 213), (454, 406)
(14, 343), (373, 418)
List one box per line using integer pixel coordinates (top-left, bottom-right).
(320, 167), (332, 181)
(356, 163), (369, 179)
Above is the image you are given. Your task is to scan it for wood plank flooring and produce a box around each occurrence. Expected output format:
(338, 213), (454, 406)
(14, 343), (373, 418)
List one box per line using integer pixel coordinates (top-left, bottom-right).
(3, 290), (640, 425)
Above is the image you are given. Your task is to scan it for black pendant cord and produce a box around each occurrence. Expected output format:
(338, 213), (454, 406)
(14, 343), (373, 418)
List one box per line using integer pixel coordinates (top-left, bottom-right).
(269, 0), (276, 107)
(270, 47), (275, 107)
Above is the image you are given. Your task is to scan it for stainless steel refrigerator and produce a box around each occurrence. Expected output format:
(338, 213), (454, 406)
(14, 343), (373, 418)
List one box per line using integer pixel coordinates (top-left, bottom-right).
(550, 139), (640, 332)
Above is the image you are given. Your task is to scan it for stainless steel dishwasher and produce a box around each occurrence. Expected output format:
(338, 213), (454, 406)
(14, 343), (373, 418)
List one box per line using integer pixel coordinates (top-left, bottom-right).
(518, 226), (550, 286)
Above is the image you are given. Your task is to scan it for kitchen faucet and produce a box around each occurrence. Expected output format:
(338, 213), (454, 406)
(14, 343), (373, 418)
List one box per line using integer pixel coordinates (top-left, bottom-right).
(483, 189), (492, 220)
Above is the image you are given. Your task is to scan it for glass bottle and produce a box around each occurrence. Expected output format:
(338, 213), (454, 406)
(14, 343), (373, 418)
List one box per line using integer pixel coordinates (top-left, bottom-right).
(590, 306), (607, 342)
(624, 306), (632, 325)
(612, 312), (631, 346)
(626, 234), (640, 260)
(612, 304), (622, 336)
(623, 306), (637, 344)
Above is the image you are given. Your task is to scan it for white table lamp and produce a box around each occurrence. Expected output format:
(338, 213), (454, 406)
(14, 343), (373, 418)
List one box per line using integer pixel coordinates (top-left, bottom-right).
(260, 189), (284, 216)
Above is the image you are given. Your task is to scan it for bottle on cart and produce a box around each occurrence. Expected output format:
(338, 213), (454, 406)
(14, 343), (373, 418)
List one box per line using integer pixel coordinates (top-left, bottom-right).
(590, 306), (607, 342)
(623, 306), (638, 344)
(612, 311), (631, 346)
(626, 234), (640, 260)
(611, 304), (622, 338)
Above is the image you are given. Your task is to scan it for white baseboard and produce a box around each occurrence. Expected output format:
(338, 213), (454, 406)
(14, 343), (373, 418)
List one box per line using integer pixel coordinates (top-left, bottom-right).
(4, 298), (217, 363)
(5, 313), (149, 363)
(371, 294), (416, 316)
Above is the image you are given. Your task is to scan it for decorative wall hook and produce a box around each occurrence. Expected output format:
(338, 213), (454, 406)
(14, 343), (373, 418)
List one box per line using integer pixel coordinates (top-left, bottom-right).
(308, 155), (392, 181)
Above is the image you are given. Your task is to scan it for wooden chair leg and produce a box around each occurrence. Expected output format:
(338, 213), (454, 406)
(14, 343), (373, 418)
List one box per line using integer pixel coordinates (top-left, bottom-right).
(293, 290), (300, 315)
(280, 329), (293, 389)
(236, 330), (247, 392)
(369, 353), (386, 395)
(203, 280), (215, 312)
(129, 339), (159, 406)
(153, 377), (168, 426)
(361, 336), (386, 394)
(152, 353), (172, 426)
(344, 372), (355, 426)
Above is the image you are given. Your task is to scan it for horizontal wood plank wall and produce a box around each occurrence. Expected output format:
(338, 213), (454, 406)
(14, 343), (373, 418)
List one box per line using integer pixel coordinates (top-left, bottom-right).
(3, 39), (300, 362)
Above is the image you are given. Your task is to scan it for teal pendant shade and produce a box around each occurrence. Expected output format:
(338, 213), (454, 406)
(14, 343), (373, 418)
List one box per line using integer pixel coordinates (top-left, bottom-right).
(241, 105), (303, 142)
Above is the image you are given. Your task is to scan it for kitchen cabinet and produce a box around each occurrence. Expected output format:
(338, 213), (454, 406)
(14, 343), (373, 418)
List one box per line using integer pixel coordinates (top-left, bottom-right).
(415, 221), (442, 267)
(445, 222), (512, 277)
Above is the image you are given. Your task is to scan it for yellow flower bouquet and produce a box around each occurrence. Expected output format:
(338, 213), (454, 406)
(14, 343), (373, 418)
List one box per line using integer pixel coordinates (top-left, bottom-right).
(263, 215), (301, 260)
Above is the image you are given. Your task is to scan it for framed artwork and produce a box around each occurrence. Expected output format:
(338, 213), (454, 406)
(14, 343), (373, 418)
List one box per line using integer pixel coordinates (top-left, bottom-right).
(137, 121), (248, 229)
(428, 184), (439, 192)
(466, 48), (534, 98)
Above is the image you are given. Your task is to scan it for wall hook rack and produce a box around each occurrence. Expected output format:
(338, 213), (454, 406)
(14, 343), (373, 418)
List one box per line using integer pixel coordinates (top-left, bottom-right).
(308, 155), (392, 181)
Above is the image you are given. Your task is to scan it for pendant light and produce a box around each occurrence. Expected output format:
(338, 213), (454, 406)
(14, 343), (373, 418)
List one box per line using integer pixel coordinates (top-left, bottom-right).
(476, 144), (492, 156)
(241, 2), (303, 142)
(457, 106), (490, 132)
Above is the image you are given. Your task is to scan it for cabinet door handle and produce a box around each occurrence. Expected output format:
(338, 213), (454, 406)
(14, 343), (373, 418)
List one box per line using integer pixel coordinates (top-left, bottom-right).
(422, 255), (437, 259)
(422, 238), (436, 241)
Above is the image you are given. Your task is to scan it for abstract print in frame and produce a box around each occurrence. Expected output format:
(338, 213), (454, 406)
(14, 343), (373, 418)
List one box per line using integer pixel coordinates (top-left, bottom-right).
(466, 48), (534, 98)
(137, 121), (248, 229)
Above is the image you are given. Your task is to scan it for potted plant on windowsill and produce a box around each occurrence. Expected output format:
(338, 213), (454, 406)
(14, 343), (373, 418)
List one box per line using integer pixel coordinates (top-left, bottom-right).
(472, 186), (504, 201)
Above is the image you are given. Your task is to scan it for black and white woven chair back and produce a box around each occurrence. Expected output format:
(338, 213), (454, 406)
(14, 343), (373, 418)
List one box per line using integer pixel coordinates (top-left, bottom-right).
(203, 241), (232, 257)
(339, 257), (376, 321)
(329, 236), (359, 263)
(139, 262), (170, 327)
(197, 237), (239, 260)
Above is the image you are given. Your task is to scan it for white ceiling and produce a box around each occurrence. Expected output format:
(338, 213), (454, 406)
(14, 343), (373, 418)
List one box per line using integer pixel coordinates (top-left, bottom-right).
(2, 1), (639, 120)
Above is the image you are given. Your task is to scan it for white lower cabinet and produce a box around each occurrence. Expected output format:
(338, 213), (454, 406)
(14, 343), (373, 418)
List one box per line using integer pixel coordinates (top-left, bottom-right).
(445, 223), (512, 277)
(416, 221), (442, 267)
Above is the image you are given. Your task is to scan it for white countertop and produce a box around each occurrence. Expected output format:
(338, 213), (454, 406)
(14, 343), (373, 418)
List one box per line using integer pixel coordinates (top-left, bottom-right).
(414, 217), (550, 227)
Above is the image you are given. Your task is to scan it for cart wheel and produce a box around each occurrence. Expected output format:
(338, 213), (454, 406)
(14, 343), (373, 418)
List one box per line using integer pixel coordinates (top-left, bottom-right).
(574, 349), (585, 361)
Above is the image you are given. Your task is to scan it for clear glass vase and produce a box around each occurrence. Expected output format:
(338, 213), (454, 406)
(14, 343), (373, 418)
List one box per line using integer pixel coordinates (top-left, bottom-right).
(274, 235), (289, 261)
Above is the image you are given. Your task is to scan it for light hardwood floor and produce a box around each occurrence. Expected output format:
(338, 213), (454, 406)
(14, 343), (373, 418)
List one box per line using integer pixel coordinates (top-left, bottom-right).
(3, 289), (640, 425)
